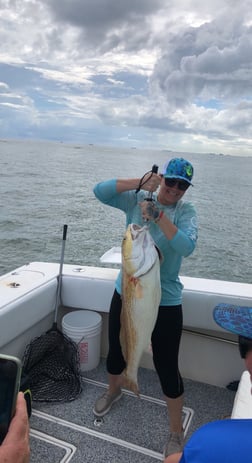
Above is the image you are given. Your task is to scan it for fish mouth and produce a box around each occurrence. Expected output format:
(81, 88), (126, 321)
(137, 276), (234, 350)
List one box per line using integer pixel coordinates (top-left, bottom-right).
(130, 223), (148, 239)
(128, 224), (162, 263)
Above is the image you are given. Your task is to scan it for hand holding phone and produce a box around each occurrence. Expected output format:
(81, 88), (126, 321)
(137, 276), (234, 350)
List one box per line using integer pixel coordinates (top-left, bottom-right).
(0, 354), (22, 444)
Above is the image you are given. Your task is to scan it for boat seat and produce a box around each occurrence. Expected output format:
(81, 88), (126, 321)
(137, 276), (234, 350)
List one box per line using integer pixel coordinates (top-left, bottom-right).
(231, 371), (252, 419)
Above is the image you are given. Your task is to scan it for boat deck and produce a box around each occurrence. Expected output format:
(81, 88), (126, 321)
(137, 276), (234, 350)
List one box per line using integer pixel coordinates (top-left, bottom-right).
(29, 359), (236, 462)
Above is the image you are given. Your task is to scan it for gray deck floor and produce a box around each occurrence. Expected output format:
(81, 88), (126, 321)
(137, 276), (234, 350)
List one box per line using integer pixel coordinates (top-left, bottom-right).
(29, 359), (236, 463)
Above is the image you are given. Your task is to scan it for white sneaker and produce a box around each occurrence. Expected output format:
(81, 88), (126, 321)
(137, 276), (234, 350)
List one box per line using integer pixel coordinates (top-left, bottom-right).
(93, 390), (123, 417)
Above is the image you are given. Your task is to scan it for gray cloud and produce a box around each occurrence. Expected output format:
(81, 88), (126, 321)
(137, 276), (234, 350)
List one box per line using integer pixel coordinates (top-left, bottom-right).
(151, 16), (252, 107)
(0, 0), (252, 155)
(43, 0), (162, 30)
(41, 0), (164, 52)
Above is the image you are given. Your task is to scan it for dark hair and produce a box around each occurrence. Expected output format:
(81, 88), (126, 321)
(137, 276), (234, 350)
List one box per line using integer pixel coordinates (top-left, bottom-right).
(238, 335), (252, 359)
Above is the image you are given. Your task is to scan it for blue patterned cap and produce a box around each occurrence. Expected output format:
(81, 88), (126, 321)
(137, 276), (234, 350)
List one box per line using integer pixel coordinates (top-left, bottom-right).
(163, 158), (194, 185)
(213, 303), (252, 339)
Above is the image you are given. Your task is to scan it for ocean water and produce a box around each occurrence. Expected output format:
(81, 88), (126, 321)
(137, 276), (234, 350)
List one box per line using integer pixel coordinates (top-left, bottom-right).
(1, 139), (252, 284)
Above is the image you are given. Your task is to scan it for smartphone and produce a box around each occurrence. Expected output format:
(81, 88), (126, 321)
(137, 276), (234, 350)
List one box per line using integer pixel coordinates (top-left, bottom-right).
(0, 354), (22, 444)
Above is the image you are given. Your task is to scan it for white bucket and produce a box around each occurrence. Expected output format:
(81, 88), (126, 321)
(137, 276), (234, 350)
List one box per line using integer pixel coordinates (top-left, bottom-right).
(62, 310), (102, 372)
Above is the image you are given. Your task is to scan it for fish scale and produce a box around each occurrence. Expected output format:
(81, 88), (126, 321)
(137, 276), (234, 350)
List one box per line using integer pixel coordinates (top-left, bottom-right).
(120, 223), (161, 395)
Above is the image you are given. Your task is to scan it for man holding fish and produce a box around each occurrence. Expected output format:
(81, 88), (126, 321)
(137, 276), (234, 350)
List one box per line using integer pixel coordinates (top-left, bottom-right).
(93, 157), (198, 457)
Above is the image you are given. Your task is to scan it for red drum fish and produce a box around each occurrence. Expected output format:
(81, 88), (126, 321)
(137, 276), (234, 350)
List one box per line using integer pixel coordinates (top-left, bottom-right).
(120, 224), (161, 395)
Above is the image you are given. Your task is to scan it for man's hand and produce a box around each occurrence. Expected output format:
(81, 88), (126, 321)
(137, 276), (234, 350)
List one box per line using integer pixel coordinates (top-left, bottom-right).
(140, 201), (160, 222)
(0, 392), (30, 463)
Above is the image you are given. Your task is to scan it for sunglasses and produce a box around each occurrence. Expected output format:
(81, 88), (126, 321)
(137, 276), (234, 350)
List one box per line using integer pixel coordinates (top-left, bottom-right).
(164, 178), (190, 191)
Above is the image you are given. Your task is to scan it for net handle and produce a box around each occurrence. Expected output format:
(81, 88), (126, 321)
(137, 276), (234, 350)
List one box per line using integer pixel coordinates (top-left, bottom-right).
(54, 224), (68, 324)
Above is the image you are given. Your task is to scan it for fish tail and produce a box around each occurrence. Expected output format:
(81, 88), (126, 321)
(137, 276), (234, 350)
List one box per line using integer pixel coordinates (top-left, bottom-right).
(123, 372), (140, 396)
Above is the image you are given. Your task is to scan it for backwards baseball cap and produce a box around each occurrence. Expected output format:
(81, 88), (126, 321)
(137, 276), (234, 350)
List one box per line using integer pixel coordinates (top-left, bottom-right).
(163, 158), (194, 185)
(213, 303), (252, 340)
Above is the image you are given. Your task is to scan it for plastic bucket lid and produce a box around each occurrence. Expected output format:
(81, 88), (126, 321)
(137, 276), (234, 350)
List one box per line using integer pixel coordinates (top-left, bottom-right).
(62, 310), (101, 336)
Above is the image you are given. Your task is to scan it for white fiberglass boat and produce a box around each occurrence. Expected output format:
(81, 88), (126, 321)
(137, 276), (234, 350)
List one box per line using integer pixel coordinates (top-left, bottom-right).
(0, 253), (252, 462)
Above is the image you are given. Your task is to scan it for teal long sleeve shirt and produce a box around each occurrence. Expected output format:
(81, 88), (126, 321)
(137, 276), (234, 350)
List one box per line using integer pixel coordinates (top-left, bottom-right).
(93, 179), (198, 306)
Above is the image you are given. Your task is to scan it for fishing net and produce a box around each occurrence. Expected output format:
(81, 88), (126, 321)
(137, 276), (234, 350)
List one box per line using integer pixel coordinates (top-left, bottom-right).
(22, 328), (82, 402)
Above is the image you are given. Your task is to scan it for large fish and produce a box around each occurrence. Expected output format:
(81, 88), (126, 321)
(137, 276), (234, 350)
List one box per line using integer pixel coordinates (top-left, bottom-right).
(120, 223), (161, 395)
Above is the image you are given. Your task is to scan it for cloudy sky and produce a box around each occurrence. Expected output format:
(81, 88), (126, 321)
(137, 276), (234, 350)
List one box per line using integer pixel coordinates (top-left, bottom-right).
(0, 0), (252, 155)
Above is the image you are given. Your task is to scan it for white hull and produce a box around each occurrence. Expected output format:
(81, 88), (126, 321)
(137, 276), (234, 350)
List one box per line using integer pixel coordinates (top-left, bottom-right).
(0, 261), (251, 387)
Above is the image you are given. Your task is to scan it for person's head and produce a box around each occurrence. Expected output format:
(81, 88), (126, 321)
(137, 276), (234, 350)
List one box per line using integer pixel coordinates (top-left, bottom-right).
(158, 158), (194, 206)
(214, 304), (252, 382)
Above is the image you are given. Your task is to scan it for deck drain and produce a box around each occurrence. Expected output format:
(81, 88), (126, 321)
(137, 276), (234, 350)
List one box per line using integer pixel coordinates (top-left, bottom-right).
(94, 417), (104, 427)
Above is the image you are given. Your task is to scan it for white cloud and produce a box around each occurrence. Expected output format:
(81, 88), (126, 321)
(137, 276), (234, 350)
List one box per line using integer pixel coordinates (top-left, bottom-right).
(0, 0), (251, 155)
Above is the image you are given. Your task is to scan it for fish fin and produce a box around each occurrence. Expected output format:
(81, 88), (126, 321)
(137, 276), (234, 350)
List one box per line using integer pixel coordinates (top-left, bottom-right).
(135, 281), (143, 299)
(129, 277), (143, 299)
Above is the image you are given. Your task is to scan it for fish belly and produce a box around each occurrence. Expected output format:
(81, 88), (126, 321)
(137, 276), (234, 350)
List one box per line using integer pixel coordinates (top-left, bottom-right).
(120, 257), (161, 395)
